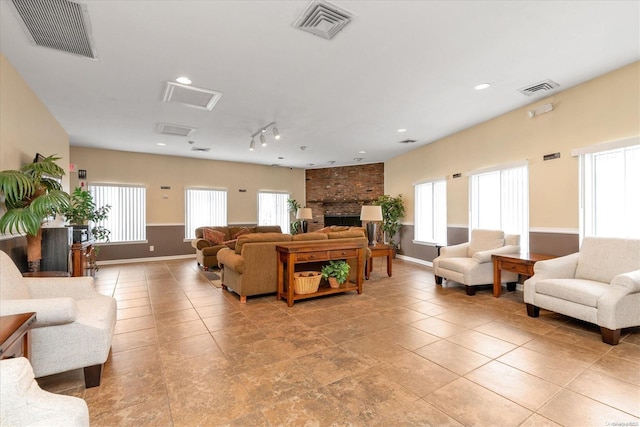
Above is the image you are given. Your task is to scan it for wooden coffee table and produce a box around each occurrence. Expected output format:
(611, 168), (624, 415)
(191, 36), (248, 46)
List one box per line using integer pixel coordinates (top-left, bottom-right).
(366, 243), (394, 279)
(0, 312), (37, 360)
(492, 253), (555, 297)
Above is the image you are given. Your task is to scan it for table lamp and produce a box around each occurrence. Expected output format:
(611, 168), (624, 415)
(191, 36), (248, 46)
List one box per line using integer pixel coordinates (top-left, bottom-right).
(360, 205), (383, 245)
(296, 208), (313, 233)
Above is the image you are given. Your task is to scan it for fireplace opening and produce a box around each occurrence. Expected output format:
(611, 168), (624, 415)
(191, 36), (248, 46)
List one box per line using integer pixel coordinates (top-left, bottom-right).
(324, 215), (361, 227)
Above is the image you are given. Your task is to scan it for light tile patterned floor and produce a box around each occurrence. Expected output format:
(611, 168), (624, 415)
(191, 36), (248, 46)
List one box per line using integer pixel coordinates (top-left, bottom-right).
(37, 258), (640, 426)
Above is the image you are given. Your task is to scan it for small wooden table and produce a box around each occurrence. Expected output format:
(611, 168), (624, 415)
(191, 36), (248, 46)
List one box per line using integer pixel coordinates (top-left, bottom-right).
(276, 241), (366, 307)
(72, 240), (95, 277)
(0, 312), (37, 360)
(492, 253), (555, 297)
(366, 243), (394, 279)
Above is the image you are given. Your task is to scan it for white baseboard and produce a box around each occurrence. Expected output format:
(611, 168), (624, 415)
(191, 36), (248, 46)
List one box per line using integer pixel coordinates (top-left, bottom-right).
(97, 254), (195, 265)
(396, 254), (433, 268)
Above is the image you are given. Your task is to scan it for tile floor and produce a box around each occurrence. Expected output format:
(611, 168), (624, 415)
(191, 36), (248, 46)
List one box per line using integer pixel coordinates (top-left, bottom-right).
(37, 257), (640, 426)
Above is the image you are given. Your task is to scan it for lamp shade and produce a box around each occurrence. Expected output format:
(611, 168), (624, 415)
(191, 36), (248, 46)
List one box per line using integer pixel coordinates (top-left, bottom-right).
(360, 205), (382, 222)
(296, 208), (313, 220)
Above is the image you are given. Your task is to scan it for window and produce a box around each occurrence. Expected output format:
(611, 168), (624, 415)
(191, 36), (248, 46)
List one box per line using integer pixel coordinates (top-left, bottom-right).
(89, 184), (146, 243)
(258, 192), (290, 233)
(577, 139), (640, 239)
(414, 179), (447, 245)
(469, 161), (529, 250)
(185, 188), (227, 239)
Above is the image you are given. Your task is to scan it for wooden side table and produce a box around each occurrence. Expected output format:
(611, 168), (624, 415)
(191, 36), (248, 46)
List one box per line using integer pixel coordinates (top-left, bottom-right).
(72, 240), (95, 277)
(366, 243), (394, 279)
(0, 312), (37, 360)
(492, 253), (556, 298)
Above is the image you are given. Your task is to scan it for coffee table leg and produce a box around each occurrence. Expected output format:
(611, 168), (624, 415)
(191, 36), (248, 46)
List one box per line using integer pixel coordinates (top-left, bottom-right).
(493, 259), (501, 298)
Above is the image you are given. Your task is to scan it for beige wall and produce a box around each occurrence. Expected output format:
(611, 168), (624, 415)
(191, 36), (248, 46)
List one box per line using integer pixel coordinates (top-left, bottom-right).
(0, 54), (69, 189)
(70, 147), (306, 225)
(386, 61), (640, 231)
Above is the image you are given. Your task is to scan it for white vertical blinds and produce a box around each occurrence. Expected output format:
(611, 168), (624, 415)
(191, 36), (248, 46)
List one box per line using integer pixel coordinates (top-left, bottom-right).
(258, 192), (290, 233)
(470, 163), (529, 251)
(90, 184), (146, 243)
(414, 180), (447, 244)
(581, 144), (640, 239)
(185, 188), (227, 239)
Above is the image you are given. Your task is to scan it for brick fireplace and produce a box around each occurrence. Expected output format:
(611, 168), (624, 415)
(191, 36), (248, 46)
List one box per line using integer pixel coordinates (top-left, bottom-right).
(304, 163), (384, 232)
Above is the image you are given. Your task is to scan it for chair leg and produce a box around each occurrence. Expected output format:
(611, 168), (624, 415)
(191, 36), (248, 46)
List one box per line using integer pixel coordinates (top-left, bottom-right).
(506, 282), (517, 292)
(465, 286), (476, 296)
(526, 303), (540, 317)
(435, 275), (443, 285)
(600, 327), (621, 345)
(240, 296), (247, 304)
(84, 364), (103, 388)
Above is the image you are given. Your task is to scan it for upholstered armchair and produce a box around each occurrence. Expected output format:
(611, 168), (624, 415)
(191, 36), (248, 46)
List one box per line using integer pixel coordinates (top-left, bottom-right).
(1, 357), (89, 426)
(0, 250), (117, 387)
(524, 237), (640, 345)
(433, 229), (521, 295)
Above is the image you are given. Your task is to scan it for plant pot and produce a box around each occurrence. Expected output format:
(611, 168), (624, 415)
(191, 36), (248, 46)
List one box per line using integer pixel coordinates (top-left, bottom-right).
(328, 277), (340, 288)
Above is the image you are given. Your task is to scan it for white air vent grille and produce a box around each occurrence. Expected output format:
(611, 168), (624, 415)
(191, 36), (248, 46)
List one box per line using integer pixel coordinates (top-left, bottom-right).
(156, 123), (197, 137)
(191, 147), (211, 152)
(294, 1), (353, 40)
(10, 0), (97, 59)
(518, 79), (560, 96)
(163, 82), (222, 111)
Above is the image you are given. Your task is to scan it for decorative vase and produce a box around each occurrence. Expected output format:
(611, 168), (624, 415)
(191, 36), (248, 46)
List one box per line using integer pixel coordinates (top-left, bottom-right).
(328, 277), (340, 288)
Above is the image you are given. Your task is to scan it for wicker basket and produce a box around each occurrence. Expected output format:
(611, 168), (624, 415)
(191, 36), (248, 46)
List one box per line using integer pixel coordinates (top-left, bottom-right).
(294, 271), (322, 294)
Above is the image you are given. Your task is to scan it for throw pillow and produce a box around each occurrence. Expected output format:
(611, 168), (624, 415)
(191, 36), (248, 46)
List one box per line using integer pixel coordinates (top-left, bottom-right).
(203, 228), (226, 245)
(233, 227), (251, 239)
(223, 239), (237, 251)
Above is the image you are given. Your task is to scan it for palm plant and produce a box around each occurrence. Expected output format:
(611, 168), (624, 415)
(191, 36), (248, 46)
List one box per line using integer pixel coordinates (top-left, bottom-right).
(0, 155), (69, 271)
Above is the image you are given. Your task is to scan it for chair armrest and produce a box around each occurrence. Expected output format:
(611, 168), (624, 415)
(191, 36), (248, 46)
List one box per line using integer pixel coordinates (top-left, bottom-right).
(439, 242), (469, 258)
(25, 277), (98, 300)
(472, 245), (521, 263)
(216, 248), (245, 274)
(0, 298), (78, 327)
(611, 270), (640, 293)
(192, 238), (212, 250)
(530, 253), (579, 279)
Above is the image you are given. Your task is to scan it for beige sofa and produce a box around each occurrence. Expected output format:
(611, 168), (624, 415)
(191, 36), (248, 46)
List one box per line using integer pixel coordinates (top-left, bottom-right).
(217, 228), (369, 303)
(524, 237), (640, 345)
(191, 225), (282, 270)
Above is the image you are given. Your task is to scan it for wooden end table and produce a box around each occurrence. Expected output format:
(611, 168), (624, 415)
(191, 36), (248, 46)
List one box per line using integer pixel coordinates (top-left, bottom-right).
(0, 312), (37, 360)
(492, 253), (556, 298)
(366, 243), (394, 279)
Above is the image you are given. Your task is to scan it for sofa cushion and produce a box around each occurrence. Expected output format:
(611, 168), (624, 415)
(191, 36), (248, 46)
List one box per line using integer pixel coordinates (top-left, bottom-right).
(292, 233), (329, 241)
(201, 244), (227, 256)
(202, 228), (226, 245)
(319, 226), (349, 233)
(535, 278), (610, 308)
(575, 237), (640, 284)
(235, 232), (292, 254)
(437, 257), (478, 273)
(327, 229), (366, 239)
(255, 225), (282, 233)
(223, 239), (237, 251)
(468, 229), (505, 257)
(232, 227), (253, 239)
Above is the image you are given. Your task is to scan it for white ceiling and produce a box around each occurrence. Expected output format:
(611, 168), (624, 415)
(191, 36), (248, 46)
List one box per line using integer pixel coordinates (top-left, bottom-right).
(1, 0), (638, 169)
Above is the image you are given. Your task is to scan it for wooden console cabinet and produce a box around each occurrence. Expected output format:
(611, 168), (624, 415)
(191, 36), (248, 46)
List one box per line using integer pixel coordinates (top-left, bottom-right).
(72, 240), (95, 277)
(276, 241), (366, 307)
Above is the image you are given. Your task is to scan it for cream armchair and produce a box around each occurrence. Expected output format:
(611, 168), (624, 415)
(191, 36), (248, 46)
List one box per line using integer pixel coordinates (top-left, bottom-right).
(433, 229), (521, 295)
(0, 250), (117, 387)
(524, 237), (640, 345)
(1, 357), (89, 426)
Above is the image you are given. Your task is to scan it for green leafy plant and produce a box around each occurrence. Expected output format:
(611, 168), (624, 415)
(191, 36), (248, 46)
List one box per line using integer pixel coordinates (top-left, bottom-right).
(0, 155), (69, 270)
(287, 198), (302, 235)
(321, 260), (350, 285)
(373, 194), (406, 250)
(63, 187), (111, 242)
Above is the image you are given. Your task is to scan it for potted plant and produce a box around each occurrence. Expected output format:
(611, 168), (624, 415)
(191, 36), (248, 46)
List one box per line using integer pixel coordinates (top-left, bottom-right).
(287, 198), (301, 235)
(63, 187), (111, 243)
(0, 155), (70, 271)
(373, 194), (406, 250)
(321, 260), (350, 288)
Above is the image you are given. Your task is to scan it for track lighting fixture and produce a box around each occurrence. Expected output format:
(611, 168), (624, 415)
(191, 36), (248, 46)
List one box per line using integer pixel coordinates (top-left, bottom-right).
(249, 121), (280, 150)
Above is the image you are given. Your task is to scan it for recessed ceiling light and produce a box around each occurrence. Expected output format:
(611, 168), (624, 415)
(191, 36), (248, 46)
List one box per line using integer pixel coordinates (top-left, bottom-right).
(397, 128), (407, 133)
(353, 157), (363, 162)
(156, 142), (166, 146)
(176, 76), (192, 85)
(474, 83), (491, 90)
(359, 150), (366, 154)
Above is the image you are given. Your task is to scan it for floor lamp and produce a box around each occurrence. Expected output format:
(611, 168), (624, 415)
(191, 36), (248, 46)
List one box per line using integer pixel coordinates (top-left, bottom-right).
(360, 205), (383, 246)
(296, 208), (313, 233)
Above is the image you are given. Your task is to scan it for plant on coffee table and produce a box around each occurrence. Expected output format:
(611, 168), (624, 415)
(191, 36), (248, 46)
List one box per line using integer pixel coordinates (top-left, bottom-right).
(321, 260), (350, 288)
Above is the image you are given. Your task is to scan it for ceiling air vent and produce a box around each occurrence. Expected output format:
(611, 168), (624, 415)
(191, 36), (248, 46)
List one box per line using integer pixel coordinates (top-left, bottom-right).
(163, 82), (222, 111)
(294, 1), (353, 40)
(190, 147), (211, 153)
(517, 79), (560, 96)
(10, 0), (97, 59)
(156, 123), (197, 137)
(398, 139), (417, 144)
